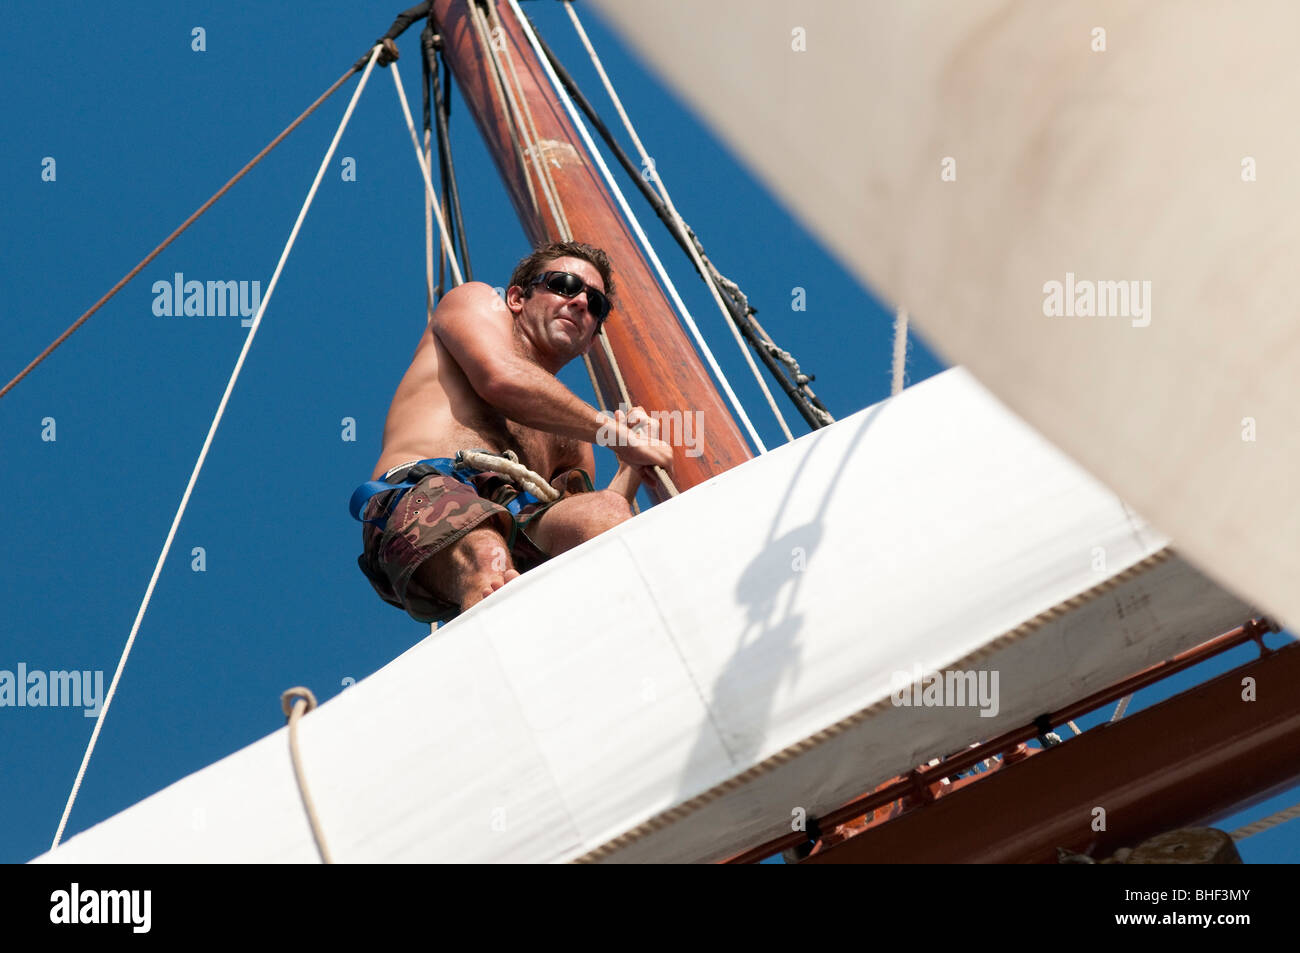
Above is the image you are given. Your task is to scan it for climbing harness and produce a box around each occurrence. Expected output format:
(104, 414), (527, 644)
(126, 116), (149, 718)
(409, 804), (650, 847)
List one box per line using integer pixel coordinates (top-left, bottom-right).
(349, 450), (559, 530)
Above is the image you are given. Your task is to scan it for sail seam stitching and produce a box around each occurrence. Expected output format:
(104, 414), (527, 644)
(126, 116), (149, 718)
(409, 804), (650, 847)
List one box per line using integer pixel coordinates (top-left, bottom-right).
(571, 546), (1177, 862)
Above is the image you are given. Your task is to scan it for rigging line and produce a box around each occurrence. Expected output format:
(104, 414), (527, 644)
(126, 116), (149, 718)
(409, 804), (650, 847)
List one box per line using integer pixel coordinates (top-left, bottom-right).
(420, 27), (447, 304)
(507, 0), (768, 455)
(475, 6), (614, 412)
(484, 2), (672, 498)
(473, 1), (571, 240)
(476, 1), (666, 497)
(422, 50), (437, 316)
(744, 309), (834, 423)
(281, 688), (333, 864)
(390, 59), (464, 286)
(891, 306), (909, 396)
(1109, 693), (1133, 722)
(50, 44), (386, 852)
(427, 31), (474, 279)
(560, 0), (795, 444)
(486, 1), (576, 242)
(524, 26), (832, 432)
(1231, 799), (1300, 842)
(466, 0), (541, 217)
(1, 62), (366, 402)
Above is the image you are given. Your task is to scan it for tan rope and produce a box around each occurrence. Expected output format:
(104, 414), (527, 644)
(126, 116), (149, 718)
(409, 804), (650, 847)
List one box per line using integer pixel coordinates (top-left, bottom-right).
(891, 307), (909, 396)
(1109, 693), (1133, 722)
(467, 0), (541, 216)
(459, 449), (560, 502)
(484, 0), (676, 499)
(424, 127), (436, 321)
(571, 547), (1178, 862)
(485, 1), (573, 240)
(281, 687), (333, 864)
(561, 0), (795, 442)
(0, 63), (365, 402)
(1231, 800), (1300, 841)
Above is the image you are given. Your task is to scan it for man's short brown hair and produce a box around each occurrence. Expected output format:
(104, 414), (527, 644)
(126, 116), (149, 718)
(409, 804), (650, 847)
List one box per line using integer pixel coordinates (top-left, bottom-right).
(508, 240), (615, 305)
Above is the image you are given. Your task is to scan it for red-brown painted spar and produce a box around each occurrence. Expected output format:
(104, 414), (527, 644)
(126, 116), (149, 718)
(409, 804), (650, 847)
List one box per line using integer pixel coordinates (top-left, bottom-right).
(430, 0), (753, 495)
(803, 639), (1300, 863)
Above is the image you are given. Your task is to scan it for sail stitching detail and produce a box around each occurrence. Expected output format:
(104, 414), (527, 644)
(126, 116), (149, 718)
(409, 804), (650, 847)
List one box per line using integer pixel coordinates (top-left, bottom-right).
(571, 546), (1176, 862)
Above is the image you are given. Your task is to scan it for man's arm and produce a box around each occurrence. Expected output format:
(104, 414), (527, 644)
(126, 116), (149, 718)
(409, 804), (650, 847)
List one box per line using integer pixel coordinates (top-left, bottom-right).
(433, 282), (671, 469)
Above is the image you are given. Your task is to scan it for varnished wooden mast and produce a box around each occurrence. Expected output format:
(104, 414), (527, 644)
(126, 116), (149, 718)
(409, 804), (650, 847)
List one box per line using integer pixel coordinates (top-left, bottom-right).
(430, 0), (753, 496)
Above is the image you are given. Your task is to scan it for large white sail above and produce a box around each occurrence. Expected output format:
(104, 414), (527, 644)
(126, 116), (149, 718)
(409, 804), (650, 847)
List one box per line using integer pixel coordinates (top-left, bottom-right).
(590, 0), (1298, 627)
(35, 369), (1252, 863)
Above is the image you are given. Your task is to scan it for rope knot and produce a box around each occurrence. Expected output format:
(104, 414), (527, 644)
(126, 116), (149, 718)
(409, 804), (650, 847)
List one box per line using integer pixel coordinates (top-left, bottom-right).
(281, 686), (319, 720)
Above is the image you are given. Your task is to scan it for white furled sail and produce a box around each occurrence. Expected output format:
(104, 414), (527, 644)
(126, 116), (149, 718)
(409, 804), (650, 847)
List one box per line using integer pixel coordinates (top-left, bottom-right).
(590, 0), (1298, 628)
(33, 368), (1252, 863)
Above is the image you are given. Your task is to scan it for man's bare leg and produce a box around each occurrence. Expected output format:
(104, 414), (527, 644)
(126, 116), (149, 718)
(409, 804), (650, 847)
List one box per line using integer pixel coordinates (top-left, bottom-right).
(527, 490), (634, 557)
(415, 525), (521, 613)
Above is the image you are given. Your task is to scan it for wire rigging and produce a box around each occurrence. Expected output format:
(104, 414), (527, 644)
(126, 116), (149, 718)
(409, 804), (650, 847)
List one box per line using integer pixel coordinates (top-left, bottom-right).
(0, 62), (369, 402)
(391, 56), (465, 286)
(506, 0), (771, 456)
(559, 0), (796, 443)
(474, 0), (678, 495)
(51, 45), (388, 851)
(424, 28), (474, 286)
(534, 3), (834, 431)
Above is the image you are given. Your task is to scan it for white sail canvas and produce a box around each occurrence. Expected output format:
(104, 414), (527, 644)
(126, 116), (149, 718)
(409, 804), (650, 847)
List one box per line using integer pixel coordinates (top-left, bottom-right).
(592, 0), (1298, 629)
(35, 369), (1252, 863)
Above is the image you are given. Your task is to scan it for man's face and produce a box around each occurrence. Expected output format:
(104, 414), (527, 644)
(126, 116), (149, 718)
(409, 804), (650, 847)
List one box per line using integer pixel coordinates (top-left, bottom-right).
(509, 255), (607, 366)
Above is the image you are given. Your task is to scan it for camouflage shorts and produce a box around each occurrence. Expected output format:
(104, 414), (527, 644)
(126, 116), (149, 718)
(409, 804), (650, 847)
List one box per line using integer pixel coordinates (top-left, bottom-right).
(356, 461), (593, 626)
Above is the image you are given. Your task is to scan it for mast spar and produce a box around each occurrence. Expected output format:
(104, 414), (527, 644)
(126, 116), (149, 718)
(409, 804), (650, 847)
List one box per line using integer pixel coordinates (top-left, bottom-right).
(429, 0), (754, 497)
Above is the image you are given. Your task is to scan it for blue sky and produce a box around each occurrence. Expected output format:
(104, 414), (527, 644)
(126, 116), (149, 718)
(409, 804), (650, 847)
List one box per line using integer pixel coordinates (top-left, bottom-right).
(1, 1), (1293, 865)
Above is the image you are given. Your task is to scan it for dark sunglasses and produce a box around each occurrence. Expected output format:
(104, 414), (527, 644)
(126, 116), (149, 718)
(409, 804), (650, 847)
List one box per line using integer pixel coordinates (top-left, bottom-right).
(528, 271), (612, 322)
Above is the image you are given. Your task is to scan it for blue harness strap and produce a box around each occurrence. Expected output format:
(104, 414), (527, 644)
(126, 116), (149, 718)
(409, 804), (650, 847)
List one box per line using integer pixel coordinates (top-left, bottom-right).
(349, 455), (544, 530)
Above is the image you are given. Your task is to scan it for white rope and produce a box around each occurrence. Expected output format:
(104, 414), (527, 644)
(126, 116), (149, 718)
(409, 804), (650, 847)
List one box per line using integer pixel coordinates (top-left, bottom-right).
(425, 127), (436, 321)
(891, 306), (909, 396)
(459, 449), (560, 503)
(281, 687), (333, 864)
(50, 45), (385, 851)
(561, 0), (794, 443)
(467, 1), (541, 216)
(471, 5), (674, 500)
(507, 0), (769, 455)
(1109, 693), (1133, 722)
(390, 60), (464, 286)
(470, 4), (566, 241)
(1231, 799), (1300, 841)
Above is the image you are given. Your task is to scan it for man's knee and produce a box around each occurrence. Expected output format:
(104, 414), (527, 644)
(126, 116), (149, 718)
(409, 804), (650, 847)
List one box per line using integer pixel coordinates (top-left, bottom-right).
(417, 525), (513, 602)
(453, 525), (515, 575)
(582, 490), (634, 533)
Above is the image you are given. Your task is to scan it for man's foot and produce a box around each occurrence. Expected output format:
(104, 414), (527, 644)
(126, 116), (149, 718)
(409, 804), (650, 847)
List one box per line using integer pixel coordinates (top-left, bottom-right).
(462, 568), (520, 612)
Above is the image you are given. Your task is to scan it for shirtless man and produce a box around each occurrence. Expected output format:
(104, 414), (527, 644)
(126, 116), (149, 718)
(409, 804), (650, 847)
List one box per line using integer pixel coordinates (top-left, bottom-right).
(354, 240), (674, 625)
